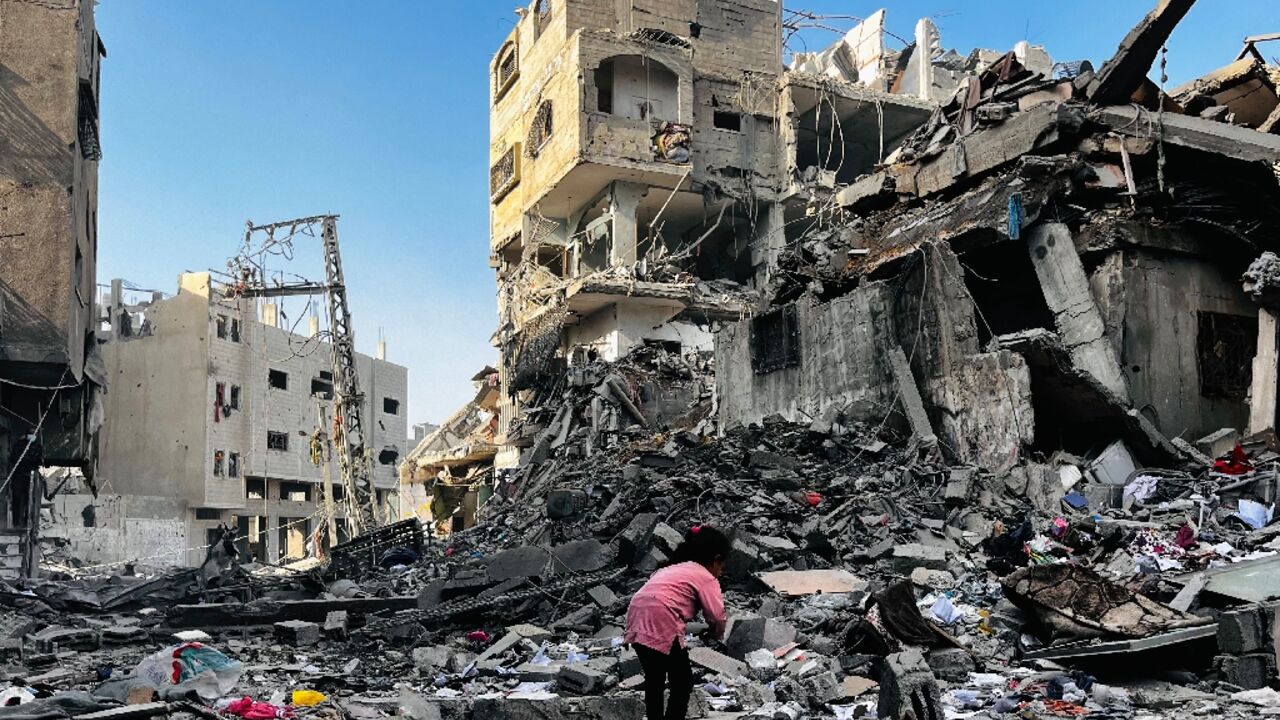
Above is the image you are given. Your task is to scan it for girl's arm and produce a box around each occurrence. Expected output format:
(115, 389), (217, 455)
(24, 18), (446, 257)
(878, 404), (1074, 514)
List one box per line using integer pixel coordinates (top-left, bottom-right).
(697, 577), (728, 640)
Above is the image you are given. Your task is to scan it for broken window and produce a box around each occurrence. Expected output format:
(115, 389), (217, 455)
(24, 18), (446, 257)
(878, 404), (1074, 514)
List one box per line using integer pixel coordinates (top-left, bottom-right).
(526, 100), (553, 157)
(378, 447), (400, 466)
(213, 450), (225, 477)
(230, 318), (241, 342)
(195, 508), (221, 521)
(534, 0), (551, 36)
(595, 60), (614, 114)
(1197, 311), (1257, 399)
(594, 56), (679, 121)
(246, 478), (265, 500)
(311, 376), (334, 399)
(228, 452), (240, 478)
(216, 315), (228, 339)
(713, 111), (742, 132)
(490, 145), (520, 202)
(750, 305), (801, 375)
(280, 482), (310, 502)
(77, 80), (101, 161)
(268, 369), (288, 390)
(267, 431), (289, 451)
(383, 397), (400, 415)
(229, 385), (241, 409)
(493, 41), (519, 102)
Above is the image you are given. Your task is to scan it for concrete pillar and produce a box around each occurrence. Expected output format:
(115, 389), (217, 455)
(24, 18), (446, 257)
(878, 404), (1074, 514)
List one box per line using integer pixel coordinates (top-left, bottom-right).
(261, 303), (278, 328)
(1027, 223), (1129, 399)
(1249, 308), (1279, 433)
(914, 19), (935, 102)
(609, 182), (646, 267)
(752, 203), (786, 290)
(308, 316), (320, 337)
(376, 340), (387, 360)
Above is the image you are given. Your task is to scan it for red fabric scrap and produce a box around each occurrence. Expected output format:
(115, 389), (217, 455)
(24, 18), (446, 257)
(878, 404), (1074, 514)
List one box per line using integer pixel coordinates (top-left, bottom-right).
(222, 697), (294, 720)
(1214, 442), (1254, 475)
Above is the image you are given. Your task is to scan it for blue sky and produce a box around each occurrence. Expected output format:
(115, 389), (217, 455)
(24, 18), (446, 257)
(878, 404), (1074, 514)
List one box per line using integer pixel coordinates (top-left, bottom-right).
(95, 1), (1276, 428)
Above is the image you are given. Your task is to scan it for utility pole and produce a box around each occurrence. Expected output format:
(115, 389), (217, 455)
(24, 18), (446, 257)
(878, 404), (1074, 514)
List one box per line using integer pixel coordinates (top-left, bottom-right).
(232, 215), (379, 535)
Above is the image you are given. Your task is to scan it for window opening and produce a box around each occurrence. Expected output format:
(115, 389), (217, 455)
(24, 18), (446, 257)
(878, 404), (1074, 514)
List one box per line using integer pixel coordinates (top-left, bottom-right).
(1197, 312), (1257, 399)
(750, 305), (801, 375)
(268, 369), (288, 390)
(713, 111), (742, 131)
(267, 431), (290, 451)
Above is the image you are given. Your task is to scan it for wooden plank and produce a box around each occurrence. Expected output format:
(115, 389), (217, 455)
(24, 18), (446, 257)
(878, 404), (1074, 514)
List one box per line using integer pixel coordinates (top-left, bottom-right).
(755, 569), (866, 597)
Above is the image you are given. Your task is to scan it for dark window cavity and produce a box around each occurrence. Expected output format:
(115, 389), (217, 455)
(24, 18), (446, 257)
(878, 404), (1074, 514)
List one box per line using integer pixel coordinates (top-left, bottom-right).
(1197, 311), (1257, 399)
(268, 369), (288, 390)
(213, 450), (225, 476)
(383, 397), (400, 415)
(229, 385), (241, 410)
(228, 452), (240, 478)
(195, 508), (222, 521)
(750, 304), (801, 375)
(230, 318), (241, 342)
(267, 431), (290, 451)
(216, 315), (228, 339)
(713, 111), (742, 131)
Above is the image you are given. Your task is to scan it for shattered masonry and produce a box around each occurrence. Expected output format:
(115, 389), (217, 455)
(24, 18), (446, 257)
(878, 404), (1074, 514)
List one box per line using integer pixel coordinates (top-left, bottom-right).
(10, 2), (1280, 720)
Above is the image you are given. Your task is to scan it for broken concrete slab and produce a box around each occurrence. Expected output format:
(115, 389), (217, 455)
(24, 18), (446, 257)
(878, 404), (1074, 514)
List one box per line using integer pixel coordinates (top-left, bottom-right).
(755, 569), (866, 598)
(1096, 105), (1280, 164)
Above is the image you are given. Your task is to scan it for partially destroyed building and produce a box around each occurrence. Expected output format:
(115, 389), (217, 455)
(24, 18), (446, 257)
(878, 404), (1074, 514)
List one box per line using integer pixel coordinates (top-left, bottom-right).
(488, 0), (785, 467)
(399, 368), (500, 534)
(45, 273), (408, 567)
(0, 0), (106, 564)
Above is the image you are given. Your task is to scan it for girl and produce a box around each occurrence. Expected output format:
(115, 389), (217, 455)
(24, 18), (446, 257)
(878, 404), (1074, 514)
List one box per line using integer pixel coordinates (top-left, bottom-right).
(624, 525), (730, 720)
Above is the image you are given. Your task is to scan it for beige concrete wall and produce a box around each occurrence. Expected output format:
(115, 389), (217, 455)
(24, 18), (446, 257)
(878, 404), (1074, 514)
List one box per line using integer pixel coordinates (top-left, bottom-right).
(98, 278), (209, 503)
(0, 0), (100, 375)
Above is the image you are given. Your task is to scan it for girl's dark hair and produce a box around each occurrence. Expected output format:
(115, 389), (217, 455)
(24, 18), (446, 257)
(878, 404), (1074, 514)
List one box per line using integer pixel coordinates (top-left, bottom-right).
(669, 525), (731, 568)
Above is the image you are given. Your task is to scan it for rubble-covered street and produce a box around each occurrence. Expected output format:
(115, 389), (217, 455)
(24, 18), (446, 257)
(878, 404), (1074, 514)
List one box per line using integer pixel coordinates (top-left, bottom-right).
(5, 0), (1280, 719)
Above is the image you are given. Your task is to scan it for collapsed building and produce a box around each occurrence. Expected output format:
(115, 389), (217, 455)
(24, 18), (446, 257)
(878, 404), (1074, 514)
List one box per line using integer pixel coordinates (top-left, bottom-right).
(0, 0), (106, 576)
(10, 4), (1280, 720)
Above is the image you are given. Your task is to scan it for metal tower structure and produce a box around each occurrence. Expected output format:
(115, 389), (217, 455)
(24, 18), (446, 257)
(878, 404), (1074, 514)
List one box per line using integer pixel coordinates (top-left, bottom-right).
(232, 214), (379, 535)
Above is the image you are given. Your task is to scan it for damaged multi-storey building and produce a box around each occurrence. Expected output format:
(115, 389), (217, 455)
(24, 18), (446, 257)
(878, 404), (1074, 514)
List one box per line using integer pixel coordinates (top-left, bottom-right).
(43, 273), (408, 568)
(487, 0), (784, 468)
(0, 0), (106, 576)
(480, 0), (1280, 498)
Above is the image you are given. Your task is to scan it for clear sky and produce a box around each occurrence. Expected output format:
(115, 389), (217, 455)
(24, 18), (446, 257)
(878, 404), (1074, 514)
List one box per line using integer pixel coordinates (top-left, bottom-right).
(94, 1), (1276, 429)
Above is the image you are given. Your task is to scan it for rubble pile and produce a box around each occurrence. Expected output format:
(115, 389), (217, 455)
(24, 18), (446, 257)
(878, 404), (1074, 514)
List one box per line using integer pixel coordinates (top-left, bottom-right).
(7, 341), (1280, 720)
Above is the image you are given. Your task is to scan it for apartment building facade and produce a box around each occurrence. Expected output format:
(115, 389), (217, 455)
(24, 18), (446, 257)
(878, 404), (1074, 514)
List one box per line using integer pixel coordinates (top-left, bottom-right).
(47, 273), (408, 567)
(488, 0), (786, 466)
(0, 0), (106, 491)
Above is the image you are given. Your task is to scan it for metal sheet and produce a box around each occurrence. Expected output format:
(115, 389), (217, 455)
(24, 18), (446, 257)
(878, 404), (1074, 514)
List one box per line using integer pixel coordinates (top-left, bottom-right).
(1023, 624), (1218, 660)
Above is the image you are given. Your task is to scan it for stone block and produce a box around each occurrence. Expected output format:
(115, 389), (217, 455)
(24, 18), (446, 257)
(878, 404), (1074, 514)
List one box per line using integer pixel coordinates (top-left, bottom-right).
(618, 647), (642, 678)
(723, 539), (760, 581)
(513, 662), (562, 683)
(557, 664), (609, 694)
(545, 489), (588, 519)
(486, 546), (550, 582)
(689, 646), (748, 678)
(586, 585), (618, 609)
(1218, 653), (1277, 690)
(745, 648), (778, 681)
(878, 649), (943, 720)
(801, 671), (841, 705)
(891, 543), (948, 572)
(926, 647), (976, 683)
(273, 620), (319, 647)
(725, 616), (798, 659)
(477, 632), (523, 663)
(617, 512), (660, 564)
(412, 645), (452, 671)
(651, 522), (684, 554)
(549, 539), (611, 574)
(324, 611), (348, 639)
(508, 623), (552, 642)
(1218, 606), (1268, 654)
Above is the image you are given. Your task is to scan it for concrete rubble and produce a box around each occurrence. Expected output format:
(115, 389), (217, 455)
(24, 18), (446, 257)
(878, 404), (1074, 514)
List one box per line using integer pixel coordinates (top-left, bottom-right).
(7, 1), (1280, 720)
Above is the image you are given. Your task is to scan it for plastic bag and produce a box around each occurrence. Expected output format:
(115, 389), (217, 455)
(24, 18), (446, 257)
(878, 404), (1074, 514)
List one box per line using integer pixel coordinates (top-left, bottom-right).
(291, 690), (326, 707)
(134, 643), (243, 702)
